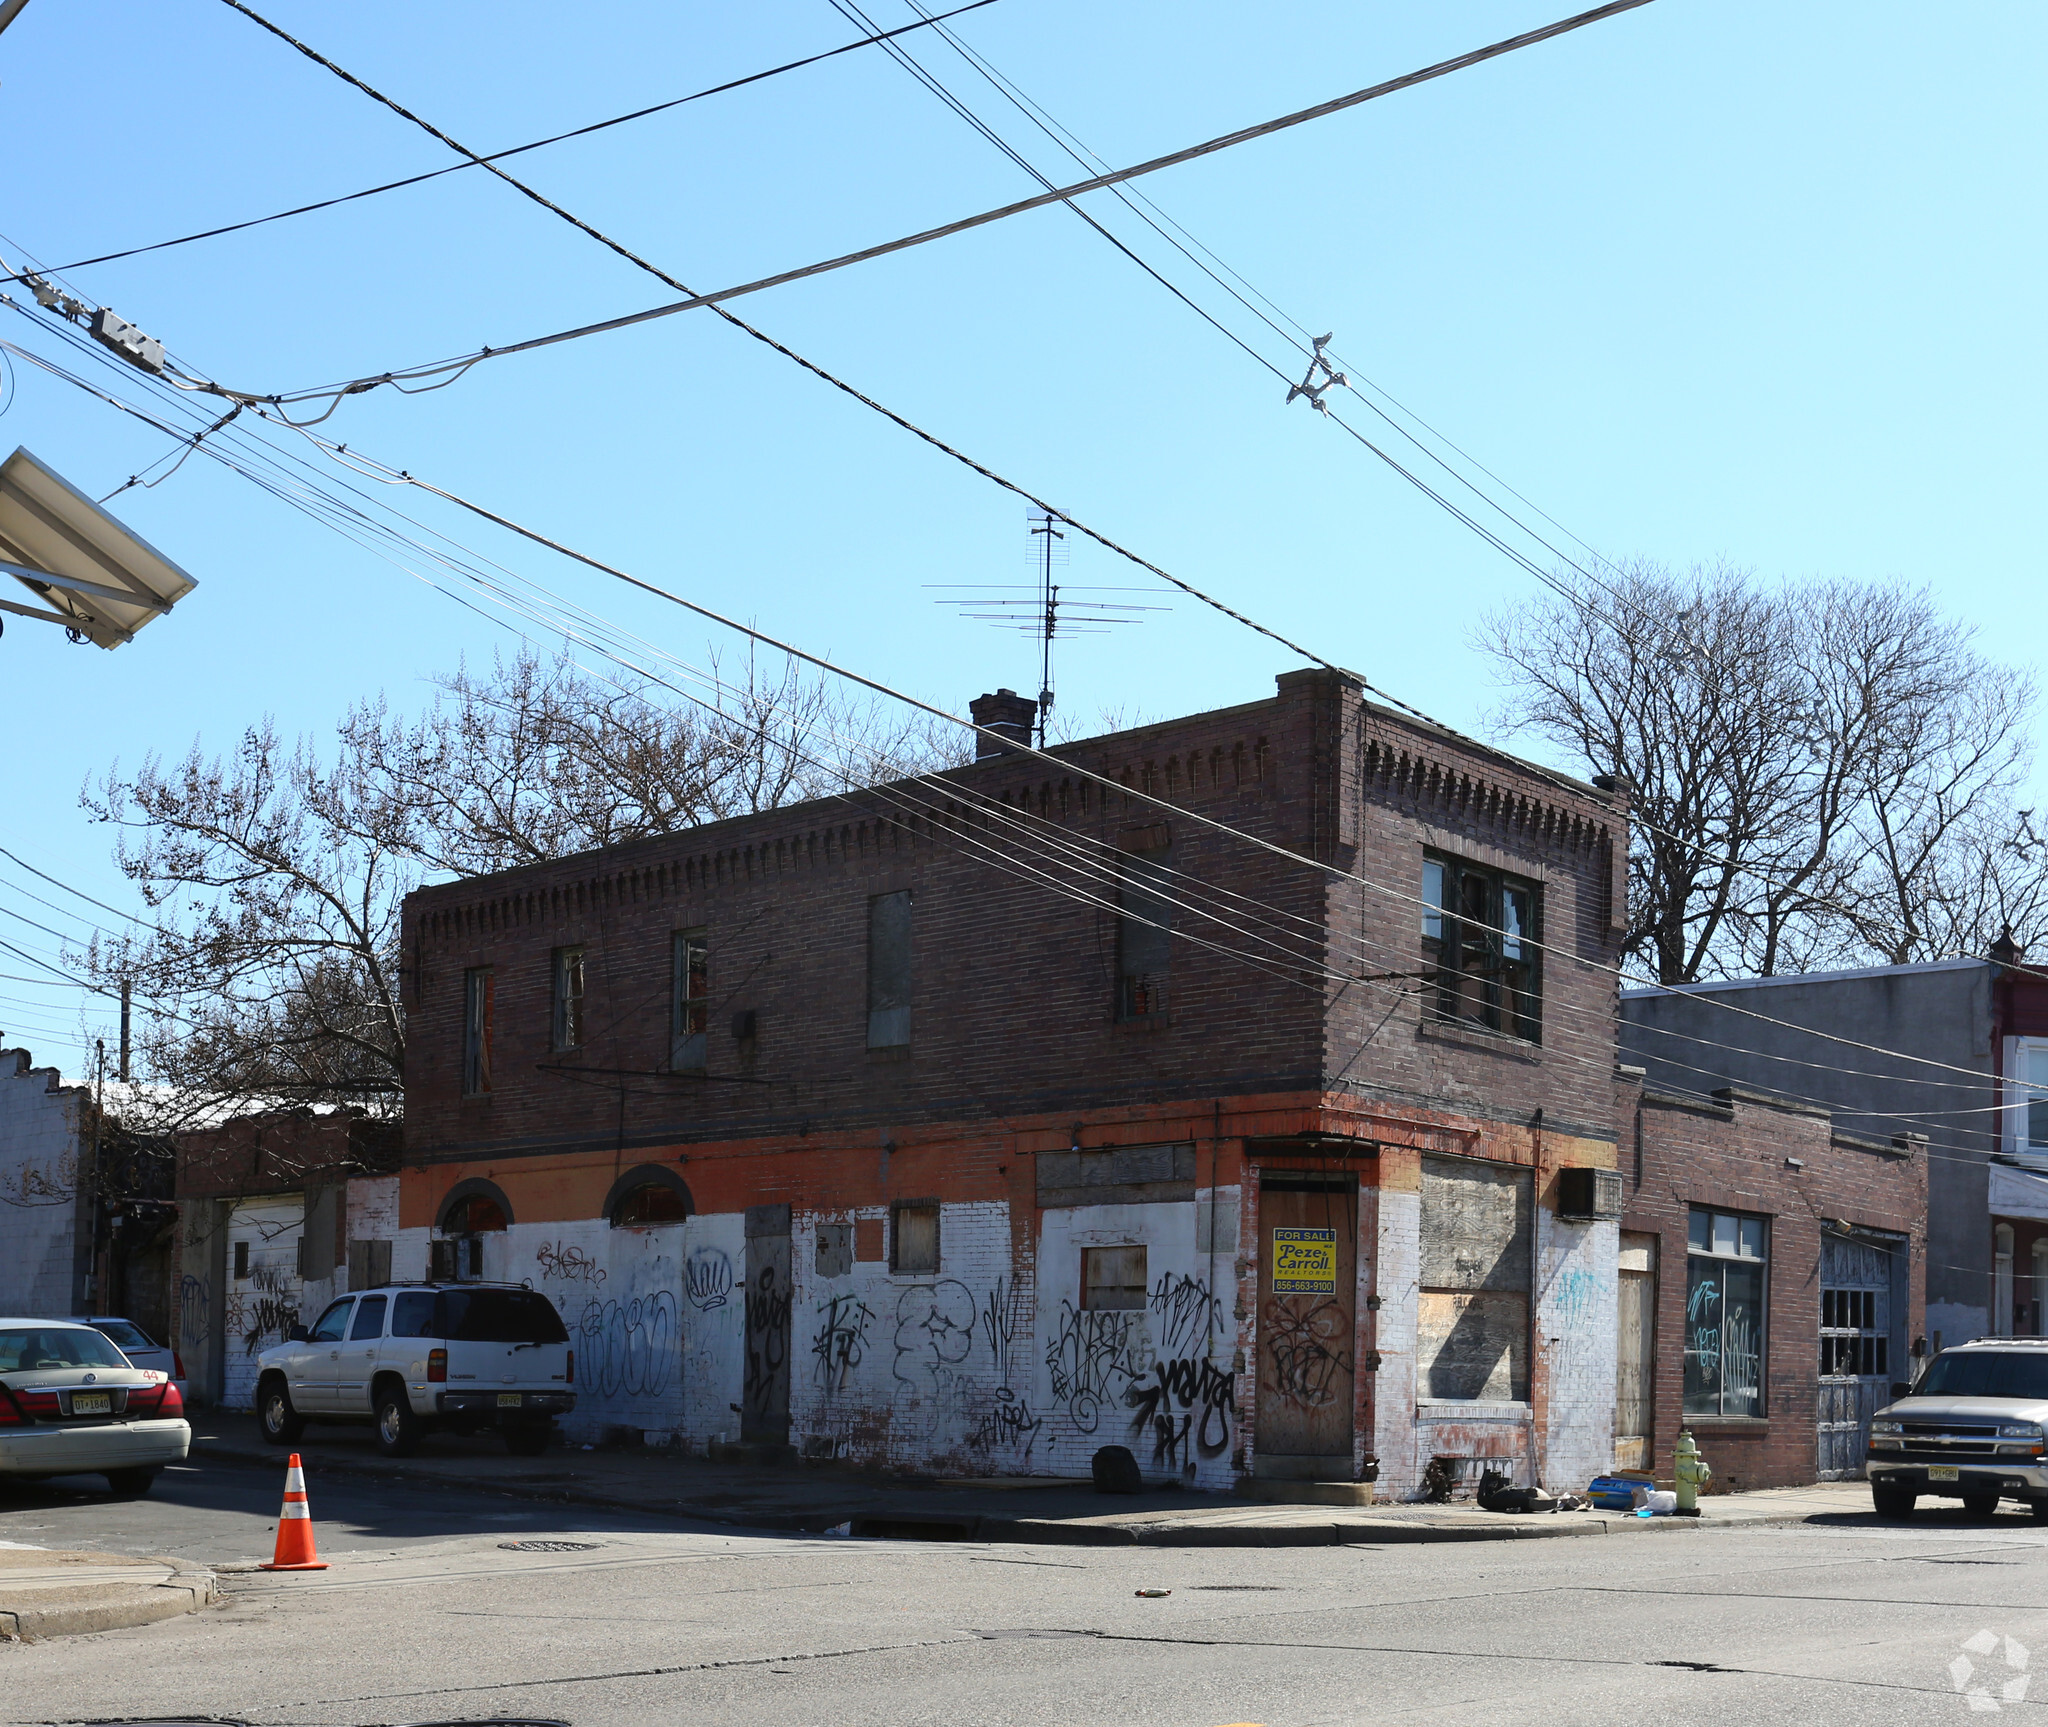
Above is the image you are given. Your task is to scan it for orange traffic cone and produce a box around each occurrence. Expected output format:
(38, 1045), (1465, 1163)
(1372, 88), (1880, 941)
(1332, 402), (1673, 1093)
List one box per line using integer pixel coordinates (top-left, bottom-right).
(259, 1453), (329, 1571)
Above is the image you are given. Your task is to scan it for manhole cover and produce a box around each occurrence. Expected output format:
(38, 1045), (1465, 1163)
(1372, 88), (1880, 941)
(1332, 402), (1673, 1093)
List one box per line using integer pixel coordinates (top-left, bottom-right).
(498, 1539), (602, 1553)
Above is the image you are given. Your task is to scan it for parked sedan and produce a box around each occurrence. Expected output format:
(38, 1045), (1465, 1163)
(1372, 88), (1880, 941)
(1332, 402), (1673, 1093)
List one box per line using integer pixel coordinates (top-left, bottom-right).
(0, 1318), (189, 1496)
(70, 1316), (186, 1400)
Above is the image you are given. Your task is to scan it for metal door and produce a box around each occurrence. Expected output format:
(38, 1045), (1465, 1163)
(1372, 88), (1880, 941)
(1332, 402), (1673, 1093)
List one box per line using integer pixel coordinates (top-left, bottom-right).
(1255, 1177), (1357, 1471)
(223, 1195), (304, 1411)
(1818, 1232), (1892, 1479)
(742, 1205), (792, 1444)
(1615, 1232), (1657, 1472)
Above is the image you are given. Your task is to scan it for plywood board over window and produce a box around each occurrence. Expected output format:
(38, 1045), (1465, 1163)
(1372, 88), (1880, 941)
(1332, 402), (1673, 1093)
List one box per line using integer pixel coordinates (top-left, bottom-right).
(1418, 1155), (1532, 1401)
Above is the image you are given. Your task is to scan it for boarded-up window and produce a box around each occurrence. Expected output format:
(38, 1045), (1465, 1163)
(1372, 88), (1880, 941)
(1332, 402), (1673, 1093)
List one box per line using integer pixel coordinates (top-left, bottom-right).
(868, 891), (912, 1049)
(1116, 842), (1173, 1019)
(462, 967), (493, 1095)
(1418, 1155), (1532, 1401)
(347, 1238), (392, 1289)
(1082, 1245), (1148, 1310)
(891, 1201), (939, 1274)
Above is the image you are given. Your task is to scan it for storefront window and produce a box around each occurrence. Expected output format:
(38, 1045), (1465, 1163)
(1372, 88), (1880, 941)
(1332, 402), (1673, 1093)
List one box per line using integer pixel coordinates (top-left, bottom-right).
(1685, 1206), (1768, 1417)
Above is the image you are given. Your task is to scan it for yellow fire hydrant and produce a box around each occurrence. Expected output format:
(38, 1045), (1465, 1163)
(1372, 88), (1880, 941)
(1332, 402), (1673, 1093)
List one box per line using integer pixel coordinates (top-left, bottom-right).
(1675, 1427), (1712, 1516)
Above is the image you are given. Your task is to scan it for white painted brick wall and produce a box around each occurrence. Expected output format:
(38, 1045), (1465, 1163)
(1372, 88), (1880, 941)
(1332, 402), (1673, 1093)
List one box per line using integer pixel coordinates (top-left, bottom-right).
(1537, 1212), (1618, 1490)
(0, 1051), (85, 1317)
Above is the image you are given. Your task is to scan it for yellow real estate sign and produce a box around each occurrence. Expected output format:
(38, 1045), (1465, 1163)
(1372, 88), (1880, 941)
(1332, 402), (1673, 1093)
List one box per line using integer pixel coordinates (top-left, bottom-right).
(1271, 1227), (1337, 1294)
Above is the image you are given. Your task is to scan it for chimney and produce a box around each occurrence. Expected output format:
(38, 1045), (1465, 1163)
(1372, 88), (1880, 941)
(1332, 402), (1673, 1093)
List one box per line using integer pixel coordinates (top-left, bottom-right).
(969, 688), (1038, 759)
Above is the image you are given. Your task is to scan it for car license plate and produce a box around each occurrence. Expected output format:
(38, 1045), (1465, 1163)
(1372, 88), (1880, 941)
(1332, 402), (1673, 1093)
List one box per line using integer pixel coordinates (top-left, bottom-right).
(71, 1392), (111, 1415)
(1928, 1465), (1960, 1482)
(497, 1393), (523, 1408)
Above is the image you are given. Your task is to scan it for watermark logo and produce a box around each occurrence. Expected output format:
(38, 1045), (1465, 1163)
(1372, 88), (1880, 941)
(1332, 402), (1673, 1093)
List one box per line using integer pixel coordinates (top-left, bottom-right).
(1951, 1630), (2030, 1712)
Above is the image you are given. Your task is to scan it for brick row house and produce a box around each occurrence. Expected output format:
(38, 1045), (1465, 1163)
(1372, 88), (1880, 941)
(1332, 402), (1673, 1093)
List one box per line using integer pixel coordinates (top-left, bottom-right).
(392, 668), (1637, 1496)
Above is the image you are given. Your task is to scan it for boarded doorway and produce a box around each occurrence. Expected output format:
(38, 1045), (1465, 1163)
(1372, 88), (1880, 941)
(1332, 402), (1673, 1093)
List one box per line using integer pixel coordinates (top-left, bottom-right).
(1615, 1232), (1658, 1471)
(742, 1204), (792, 1444)
(223, 1194), (305, 1411)
(1818, 1231), (1893, 1479)
(1255, 1174), (1357, 1478)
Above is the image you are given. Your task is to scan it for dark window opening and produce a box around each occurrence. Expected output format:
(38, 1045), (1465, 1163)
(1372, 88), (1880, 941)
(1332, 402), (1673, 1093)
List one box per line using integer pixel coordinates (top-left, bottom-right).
(463, 967), (494, 1095)
(1422, 852), (1539, 1042)
(233, 1240), (250, 1280)
(1684, 1206), (1767, 1417)
(552, 946), (585, 1051)
(613, 1183), (690, 1227)
(442, 1194), (507, 1235)
(672, 928), (708, 1071)
(1117, 842), (1173, 1020)
(868, 891), (912, 1049)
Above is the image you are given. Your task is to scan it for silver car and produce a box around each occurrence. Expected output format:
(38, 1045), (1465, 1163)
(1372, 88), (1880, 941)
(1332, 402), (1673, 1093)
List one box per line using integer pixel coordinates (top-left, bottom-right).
(69, 1315), (187, 1401)
(1867, 1338), (2048, 1520)
(0, 1318), (190, 1496)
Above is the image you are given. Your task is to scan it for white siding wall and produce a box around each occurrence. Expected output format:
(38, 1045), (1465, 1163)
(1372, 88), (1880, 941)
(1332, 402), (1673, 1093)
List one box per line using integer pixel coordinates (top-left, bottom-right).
(223, 1195), (304, 1409)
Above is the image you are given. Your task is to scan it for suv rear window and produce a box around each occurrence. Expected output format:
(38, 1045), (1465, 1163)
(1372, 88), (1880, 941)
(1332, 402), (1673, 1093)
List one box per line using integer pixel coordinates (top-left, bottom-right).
(434, 1289), (568, 1344)
(1918, 1351), (2048, 1400)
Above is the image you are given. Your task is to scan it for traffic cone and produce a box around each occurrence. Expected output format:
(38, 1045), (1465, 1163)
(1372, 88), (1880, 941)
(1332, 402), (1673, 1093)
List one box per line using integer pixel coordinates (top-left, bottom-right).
(259, 1453), (329, 1571)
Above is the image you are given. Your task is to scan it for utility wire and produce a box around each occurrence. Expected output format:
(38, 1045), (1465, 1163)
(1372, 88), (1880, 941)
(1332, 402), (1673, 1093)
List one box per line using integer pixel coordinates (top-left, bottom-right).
(198, 0), (1656, 414)
(0, 1), (1006, 288)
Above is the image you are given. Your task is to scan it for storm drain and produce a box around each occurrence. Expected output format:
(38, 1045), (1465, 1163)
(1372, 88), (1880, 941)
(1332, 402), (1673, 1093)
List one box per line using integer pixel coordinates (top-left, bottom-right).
(498, 1540), (603, 1553)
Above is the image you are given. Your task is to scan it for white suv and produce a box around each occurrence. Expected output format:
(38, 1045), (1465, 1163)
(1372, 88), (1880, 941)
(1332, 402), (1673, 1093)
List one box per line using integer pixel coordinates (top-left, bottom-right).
(254, 1283), (575, 1457)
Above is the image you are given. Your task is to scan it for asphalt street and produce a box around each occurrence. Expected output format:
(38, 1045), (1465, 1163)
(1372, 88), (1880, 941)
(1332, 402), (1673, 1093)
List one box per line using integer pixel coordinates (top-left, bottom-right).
(3, 1454), (2046, 1725)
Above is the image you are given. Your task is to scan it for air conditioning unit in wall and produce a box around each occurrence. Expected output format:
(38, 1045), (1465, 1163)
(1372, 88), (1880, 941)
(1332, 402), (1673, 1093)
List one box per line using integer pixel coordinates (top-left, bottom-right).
(1557, 1167), (1624, 1222)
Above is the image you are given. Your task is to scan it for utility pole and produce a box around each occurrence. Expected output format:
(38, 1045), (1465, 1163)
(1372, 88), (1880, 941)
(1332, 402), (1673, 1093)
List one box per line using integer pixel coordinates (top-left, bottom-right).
(119, 978), (131, 1082)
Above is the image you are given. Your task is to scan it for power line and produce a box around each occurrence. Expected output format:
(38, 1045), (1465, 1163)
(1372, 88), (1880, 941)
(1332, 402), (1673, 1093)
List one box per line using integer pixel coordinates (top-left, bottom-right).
(192, 0), (1656, 415)
(0, 1), (1007, 288)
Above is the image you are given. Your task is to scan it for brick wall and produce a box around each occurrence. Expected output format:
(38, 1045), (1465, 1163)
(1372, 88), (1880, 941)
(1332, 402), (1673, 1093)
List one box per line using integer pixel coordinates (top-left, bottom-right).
(1619, 1075), (1928, 1490)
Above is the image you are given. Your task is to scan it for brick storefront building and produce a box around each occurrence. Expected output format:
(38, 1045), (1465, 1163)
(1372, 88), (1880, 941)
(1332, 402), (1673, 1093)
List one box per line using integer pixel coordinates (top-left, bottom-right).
(1615, 1076), (1927, 1491)
(386, 666), (1639, 1496)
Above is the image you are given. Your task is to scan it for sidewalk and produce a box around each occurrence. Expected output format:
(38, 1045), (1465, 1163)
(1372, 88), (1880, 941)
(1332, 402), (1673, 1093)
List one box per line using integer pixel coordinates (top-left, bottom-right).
(192, 1416), (1883, 1547)
(0, 1546), (217, 1641)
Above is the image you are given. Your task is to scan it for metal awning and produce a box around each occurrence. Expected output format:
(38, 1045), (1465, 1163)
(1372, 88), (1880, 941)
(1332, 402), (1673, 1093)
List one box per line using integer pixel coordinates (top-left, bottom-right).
(1989, 1159), (2048, 1223)
(0, 446), (198, 648)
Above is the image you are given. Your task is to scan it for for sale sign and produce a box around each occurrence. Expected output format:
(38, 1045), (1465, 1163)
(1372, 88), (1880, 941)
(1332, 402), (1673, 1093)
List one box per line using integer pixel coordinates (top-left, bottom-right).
(1271, 1227), (1337, 1294)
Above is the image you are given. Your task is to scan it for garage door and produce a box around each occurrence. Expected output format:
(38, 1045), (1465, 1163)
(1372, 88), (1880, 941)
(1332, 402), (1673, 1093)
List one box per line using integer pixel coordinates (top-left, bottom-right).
(223, 1195), (304, 1410)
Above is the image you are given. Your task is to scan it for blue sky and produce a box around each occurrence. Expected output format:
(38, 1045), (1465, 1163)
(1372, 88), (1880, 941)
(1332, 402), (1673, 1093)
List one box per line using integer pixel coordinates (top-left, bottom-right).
(0, 0), (2042, 1079)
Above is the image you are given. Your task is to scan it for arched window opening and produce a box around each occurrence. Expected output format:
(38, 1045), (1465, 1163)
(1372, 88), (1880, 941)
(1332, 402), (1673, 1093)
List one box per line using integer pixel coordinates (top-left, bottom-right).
(612, 1183), (690, 1227)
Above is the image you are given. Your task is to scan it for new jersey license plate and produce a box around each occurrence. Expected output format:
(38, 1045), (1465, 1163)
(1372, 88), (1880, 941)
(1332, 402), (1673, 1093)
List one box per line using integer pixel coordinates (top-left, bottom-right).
(71, 1392), (111, 1415)
(1928, 1465), (1960, 1481)
(497, 1393), (523, 1408)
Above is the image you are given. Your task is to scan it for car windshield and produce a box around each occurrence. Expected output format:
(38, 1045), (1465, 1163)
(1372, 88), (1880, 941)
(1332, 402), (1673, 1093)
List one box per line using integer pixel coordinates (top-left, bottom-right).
(1917, 1351), (2048, 1400)
(0, 1327), (131, 1372)
(89, 1319), (156, 1351)
(435, 1289), (568, 1344)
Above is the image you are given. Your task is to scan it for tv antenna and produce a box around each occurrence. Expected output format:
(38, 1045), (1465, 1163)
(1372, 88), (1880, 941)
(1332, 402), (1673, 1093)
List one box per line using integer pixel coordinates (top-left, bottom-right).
(929, 510), (1165, 746)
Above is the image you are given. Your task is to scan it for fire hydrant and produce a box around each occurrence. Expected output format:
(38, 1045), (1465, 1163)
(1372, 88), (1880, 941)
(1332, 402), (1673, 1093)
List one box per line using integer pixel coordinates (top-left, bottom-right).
(1675, 1427), (1711, 1516)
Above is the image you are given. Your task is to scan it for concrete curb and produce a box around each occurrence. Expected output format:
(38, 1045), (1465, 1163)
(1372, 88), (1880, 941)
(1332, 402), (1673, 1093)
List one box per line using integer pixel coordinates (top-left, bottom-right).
(193, 1435), (1826, 1548)
(0, 1556), (219, 1642)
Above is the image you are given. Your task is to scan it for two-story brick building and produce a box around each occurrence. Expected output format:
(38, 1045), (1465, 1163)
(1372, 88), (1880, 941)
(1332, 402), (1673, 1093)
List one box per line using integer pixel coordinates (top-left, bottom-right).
(392, 667), (1633, 1496)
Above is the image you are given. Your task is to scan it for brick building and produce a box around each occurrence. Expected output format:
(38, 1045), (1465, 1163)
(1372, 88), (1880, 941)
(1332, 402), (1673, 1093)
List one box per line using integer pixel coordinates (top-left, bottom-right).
(391, 667), (1635, 1496)
(173, 1110), (400, 1408)
(1615, 1075), (1927, 1491)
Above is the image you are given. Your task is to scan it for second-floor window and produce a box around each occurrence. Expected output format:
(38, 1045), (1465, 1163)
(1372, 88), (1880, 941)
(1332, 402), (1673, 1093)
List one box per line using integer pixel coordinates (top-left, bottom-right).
(552, 945), (585, 1051)
(462, 967), (493, 1095)
(673, 929), (708, 1071)
(1422, 852), (1540, 1042)
(1117, 840), (1173, 1020)
(868, 891), (912, 1049)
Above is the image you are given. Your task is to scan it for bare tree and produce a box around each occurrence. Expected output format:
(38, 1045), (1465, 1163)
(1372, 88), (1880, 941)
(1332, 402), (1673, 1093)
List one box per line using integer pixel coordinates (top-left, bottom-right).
(76, 648), (964, 1122)
(1476, 562), (2039, 981)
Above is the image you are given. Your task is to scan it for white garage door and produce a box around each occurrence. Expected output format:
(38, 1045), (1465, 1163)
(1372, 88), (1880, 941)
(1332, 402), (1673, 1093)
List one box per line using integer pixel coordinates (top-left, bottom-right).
(223, 1195), (304, 1410)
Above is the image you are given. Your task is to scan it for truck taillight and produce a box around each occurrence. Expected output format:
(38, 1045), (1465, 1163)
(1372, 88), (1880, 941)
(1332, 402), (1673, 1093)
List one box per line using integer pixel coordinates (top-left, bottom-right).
(566, 1349), (573, 1385)
(428, 1348), (447, 1383)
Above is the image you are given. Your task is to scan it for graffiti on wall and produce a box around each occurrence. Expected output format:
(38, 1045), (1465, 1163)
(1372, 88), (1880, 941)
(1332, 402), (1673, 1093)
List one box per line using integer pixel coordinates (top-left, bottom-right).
(577, 1291), (678, 1400)
(1263, 1295), (1350, 1408)
(743, 1262), (792, 1429)
(1150, 1272), (1224, 1357)
(969, 1385), (1043, 1458)
(1127, 1354), (1233, 1470)
(536, 1240), (608, 1288)
(232, 1266), (300, 1356)
(685, 1246), (733, 1311)
(178, 1273), (211, 1354)
(979, 1278), (1026, 1385)
(1045, 1302), (1144, 1433)
(892, 1280), (975, 1400)
(812, 1293), (873, 1395)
